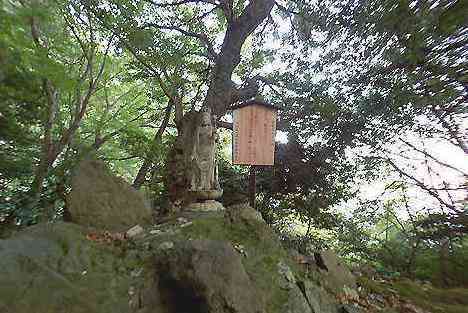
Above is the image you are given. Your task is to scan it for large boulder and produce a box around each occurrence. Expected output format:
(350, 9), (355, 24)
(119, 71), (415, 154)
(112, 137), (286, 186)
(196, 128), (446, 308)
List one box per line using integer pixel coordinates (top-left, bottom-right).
(67, 158), (152, 231)
(150, 239), (264, 313)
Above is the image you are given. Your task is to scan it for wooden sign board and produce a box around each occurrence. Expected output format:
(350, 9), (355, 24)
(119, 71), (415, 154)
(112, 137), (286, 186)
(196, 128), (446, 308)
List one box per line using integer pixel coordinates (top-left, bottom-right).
(232, 103), (277, 165)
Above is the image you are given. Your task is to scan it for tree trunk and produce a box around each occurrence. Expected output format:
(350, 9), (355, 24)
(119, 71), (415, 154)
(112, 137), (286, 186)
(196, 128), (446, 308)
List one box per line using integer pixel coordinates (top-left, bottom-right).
(161, 0), (275, 211)
(165, 111), (201, 206)
(28, 78), (58, 205)
(249, 166), (257, 208)
(405, 238), (420, 278)
(29, 156), (51, 203)
(439, 238), (451, 286)
(133, 159), (153, 189)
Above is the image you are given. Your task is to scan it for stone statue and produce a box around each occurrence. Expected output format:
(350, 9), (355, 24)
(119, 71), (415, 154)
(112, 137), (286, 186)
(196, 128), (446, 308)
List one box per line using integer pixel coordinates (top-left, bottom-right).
(187, 107), (223, 210)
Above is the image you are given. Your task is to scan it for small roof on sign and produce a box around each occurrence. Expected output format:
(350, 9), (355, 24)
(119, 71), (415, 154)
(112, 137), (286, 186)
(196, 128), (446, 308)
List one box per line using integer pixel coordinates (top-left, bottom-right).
(230, 99), (281, 111)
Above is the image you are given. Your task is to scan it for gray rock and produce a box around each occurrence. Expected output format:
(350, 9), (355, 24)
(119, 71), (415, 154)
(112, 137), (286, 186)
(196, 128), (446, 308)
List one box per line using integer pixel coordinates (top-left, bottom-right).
(158, 241), (174, 250)
(278, 261), (296, 289)
(378, 309), (399, 313)
(338, 304), (362, 313)
(315, 250), (357, 293)
(151, 239), (264, 313)
(225, 203), (265, 224)
(278, 263), (339, 313)
(302, 280), (339, 313)
(67, 158), (152, 231)
(126, 224), (144, 238)
(283, 285), (312, 313)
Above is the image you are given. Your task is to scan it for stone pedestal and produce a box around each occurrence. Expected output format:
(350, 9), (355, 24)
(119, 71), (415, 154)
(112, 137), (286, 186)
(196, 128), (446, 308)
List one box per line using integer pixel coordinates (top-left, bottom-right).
(189, 189), (223, 200)
(187, 189), (224, 212)
(186, 200), (225, 212)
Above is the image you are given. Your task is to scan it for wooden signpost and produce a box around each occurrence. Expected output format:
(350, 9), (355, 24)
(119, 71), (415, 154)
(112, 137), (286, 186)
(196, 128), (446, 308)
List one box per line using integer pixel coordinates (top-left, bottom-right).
(231, 100), (279, 208)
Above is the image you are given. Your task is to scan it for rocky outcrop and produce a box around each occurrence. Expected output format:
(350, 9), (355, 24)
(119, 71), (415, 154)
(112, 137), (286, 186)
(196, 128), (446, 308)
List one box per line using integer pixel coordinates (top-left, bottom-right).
(67, 158), (152, 231)
(0, 204), (356, 313)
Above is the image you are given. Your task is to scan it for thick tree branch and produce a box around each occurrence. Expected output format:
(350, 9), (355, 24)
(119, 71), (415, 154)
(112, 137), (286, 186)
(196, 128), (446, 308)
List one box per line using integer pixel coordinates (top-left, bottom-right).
(274, 1), (300, 15)
(92, 108), (151, 150)
(155, 70), (184, 123)
(399, 138), (468, 177)
(145, 0), (216, 7)
(133, 101), (174, 188)
(55, 36), (113, 158)
(219, 0), (234, 23)
(26, 9), (59, 199)
(230, 78), (260, 103)
(143, 23), (217, 60)
(431, 106), (468, 155)
(383, 157), (461, 214)
(203, 0), (275, 116)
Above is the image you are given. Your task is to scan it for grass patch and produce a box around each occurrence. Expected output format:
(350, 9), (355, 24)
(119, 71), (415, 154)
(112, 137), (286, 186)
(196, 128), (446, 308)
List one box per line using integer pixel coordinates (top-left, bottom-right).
(358, 276), (395, 296)
(392, 279), (468, 313)
(358, 277), (468, 313)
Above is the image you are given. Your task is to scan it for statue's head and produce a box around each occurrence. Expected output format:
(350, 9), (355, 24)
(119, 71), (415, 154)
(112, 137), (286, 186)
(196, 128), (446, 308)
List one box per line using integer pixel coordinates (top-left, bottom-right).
(200, 107), (212, 126)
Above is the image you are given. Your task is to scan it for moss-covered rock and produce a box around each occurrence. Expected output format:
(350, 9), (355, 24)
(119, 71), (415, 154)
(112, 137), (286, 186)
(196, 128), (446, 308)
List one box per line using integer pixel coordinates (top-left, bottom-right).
(0, 222), (139, 313)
